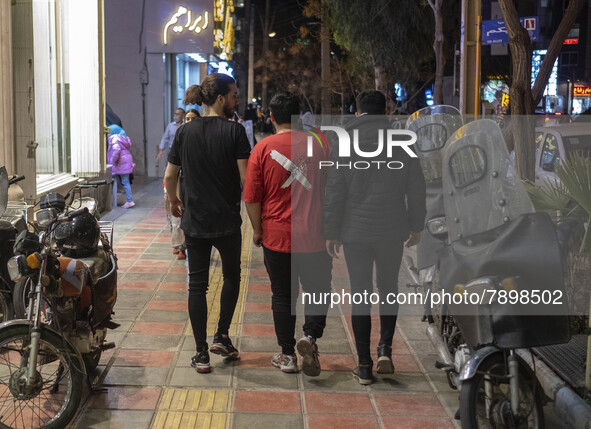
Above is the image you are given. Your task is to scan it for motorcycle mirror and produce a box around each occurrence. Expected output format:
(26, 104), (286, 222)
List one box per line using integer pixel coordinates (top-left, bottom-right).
(0, 167), (8, 218)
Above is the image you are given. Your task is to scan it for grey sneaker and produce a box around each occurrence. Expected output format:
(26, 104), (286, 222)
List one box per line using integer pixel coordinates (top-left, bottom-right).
(352, 363), (374, 385)
(296, 335), (321, 376)
(271, 352), (298, 373)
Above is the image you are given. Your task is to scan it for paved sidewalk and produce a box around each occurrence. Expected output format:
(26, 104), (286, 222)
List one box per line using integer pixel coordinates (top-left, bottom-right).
(70, 178), (458, 428)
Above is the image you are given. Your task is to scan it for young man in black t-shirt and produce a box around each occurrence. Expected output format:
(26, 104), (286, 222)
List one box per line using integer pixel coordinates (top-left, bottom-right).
(165, 73), (251, 374)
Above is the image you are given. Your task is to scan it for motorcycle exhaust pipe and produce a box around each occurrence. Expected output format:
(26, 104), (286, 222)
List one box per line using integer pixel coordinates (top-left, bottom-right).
(426, 323), (454, 368)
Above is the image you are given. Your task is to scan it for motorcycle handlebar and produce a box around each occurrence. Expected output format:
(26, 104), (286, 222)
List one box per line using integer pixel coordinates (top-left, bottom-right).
(64, 207), (89, 220)
(8, 175), (25, 185)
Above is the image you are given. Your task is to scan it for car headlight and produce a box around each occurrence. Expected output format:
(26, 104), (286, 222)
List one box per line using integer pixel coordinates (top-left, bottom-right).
(7, 256), (22, 282)
(426, 216), (448, 238)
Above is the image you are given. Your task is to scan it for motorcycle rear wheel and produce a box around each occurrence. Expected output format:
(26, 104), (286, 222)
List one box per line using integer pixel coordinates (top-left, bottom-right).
(459, 353), (544, 429)
(0, 324), (84, 429)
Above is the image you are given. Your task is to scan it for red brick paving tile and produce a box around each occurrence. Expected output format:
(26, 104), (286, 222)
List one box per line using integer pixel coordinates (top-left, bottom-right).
(374, 394), (447, 417)
(132, 322), (185, 335)
(305, 393), (373, 414)
(244, 302), (271, 313)
(114, 350), (175, 367)
(88, 387), (161, 410)
(169, 266), (188, 274)
(234, 352), (272, 369)
(318, 354), (357, 371)
(234, 391), (301, 413)
(241, 324), (277, 337)
(248, 268), (268, 277)
(132, 260), (172, 268)
(247, 283), (271, 293)
(147, 300), (187, 311)
(308, 415), (379, 429)
(381, 416), (454, 429)
(159, 281), (187, 291)
(118, 281), (159, 290)
(126, 266), (168, 274)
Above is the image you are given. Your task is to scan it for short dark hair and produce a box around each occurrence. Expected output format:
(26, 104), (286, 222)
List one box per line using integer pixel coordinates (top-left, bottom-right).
(176, 108), (185, 114)
(357, 90), (386, 115)
(269, 91), (300, 125)
(186, 108), (200, 117)
(184, 73), (236, 106)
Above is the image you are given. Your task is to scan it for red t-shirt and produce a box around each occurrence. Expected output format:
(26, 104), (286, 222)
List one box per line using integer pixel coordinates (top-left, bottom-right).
(243, 130), (331, 253)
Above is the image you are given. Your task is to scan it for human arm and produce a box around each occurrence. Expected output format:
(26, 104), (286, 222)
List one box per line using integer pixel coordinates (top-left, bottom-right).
(235, 124), (251, 187)
(237, 159), (248, 186)
(322, 160), (347, 249)
(164, 163), (183, 217)
(245, 202), (263, 247)
(157, 124), (173, 159)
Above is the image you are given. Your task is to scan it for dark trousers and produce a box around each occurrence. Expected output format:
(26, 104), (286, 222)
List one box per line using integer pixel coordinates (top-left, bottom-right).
(343, 240), (404, 365)
(263, 247), (333, 355)
(185, 231), (242, 352)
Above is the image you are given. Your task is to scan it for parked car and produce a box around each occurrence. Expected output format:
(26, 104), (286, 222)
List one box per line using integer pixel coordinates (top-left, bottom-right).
(534, 123), (591, 186)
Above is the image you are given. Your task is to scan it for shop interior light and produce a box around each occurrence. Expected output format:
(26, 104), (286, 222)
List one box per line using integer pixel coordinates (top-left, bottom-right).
(268, 32), (276, 37)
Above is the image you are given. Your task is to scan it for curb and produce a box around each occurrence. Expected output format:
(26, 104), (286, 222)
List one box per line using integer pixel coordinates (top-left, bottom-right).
(518, 350), (591, 429)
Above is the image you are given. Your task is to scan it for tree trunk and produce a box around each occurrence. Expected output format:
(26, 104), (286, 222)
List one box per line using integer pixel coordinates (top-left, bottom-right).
(499, 0), (535, 180)
(429, 0), (445, 105)
(374, 65), (387, 94)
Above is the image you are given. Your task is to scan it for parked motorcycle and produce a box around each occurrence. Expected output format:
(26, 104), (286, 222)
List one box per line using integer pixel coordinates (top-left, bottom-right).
(0, 167), (28, 322)
(433, 119), (571, 428)
(402, 106), (464, 386)
(0, 199), (118, 428)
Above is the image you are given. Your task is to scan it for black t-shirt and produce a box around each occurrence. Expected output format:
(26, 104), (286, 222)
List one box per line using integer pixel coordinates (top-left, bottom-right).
(168, 116), (251, 238)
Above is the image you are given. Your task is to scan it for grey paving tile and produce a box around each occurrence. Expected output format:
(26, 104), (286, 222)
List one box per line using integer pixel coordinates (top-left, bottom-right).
(176, 350), (238, 368)
(235, 367), (299, 390)
(119, 334), (182, 350)
(367, 372), (431, 392)
(114, 296), (151, 310)
(301, 370), (366, 392)
(74, 410), (154, 429)
(139, 252), (171, 260)
(232, 413), (303, 429)
(163, 273), (189, 282)
(238, 337), (280, 353)
(132, 228), (164, 234)
(121, 272), (164, 281)
(169, 366), (232, 388)
(246, 292), (272, 303)
(248, 276), (269, 283)
(153, 290), (188, 301)
(182, 336), (215, 351)
(103, 367), (169, 386)
(242, 312), (274, 324)
(139, 310), (189, 322)
(404, 339), (438, 357)
(310, 338), (353, 355)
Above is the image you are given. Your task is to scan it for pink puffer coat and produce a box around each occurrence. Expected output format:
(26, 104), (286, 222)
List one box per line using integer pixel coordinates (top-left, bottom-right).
(108, 134), (136, 175)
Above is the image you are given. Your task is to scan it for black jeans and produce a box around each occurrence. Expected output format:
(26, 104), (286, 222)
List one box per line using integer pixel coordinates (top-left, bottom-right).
(343, 240), (404, 365)
(185, 231), (242, 352)
(263, 247), (333, 355)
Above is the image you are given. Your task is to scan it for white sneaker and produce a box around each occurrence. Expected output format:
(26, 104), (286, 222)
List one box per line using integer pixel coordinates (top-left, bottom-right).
(271, 352), (298, 373)
(122, 201), (135, 209)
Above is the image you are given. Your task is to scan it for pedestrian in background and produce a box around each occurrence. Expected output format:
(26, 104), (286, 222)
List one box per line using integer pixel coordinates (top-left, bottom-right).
(323, 90), (426, 385)
(164, 73), (250, 374)
(185, 109), (200, 122)
(244, 91), (333, 376)
(108, 125), (136, 209)
(157, 108), (185, 160)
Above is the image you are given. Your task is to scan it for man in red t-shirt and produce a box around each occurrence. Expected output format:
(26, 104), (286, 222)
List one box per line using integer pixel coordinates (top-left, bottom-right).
(243, 92), (332, 376)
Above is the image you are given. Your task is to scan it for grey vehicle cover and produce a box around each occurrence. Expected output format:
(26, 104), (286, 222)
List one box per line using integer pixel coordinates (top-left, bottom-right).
(0, 167), (8, 218)
(438, 120), (570, 349)
(406, 106), (463, 269)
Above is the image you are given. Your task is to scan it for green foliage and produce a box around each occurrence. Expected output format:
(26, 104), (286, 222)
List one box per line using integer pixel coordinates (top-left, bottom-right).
(526, 153), (591, 254)
(328, 0), (433, 85)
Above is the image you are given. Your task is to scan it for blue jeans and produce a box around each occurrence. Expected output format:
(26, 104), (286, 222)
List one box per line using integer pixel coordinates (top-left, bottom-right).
(119, 174), (133, 202)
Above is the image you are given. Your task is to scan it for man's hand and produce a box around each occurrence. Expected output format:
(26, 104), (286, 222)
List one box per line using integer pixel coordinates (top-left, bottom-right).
(326, 239), (342, 259)
(253, 229), (263, 247)
(405, 231), (421, 248)
(156, 149), (165, 160)
(169, 198), (184, 218)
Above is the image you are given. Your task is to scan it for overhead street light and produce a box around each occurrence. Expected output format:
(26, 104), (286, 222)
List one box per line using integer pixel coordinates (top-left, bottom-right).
(268, 32), (276, 37)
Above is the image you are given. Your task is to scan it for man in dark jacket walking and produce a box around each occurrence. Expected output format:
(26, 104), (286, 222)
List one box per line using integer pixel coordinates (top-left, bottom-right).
(323, 90), (426, 385)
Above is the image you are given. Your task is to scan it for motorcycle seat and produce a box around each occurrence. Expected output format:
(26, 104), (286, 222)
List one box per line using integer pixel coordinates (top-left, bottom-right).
(78, 248), (111, 282)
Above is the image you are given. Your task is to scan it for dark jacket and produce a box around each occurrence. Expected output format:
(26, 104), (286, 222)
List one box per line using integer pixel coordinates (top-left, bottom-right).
(322, 114), (426, 243)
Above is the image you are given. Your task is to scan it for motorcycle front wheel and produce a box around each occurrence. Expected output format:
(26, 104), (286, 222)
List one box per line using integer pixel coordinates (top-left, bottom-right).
(459, 353), (544, 429)
(0, 324), (84, 429)
(0, 291), (14, 322)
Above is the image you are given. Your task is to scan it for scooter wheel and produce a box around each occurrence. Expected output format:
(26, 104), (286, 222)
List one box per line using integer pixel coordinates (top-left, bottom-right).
(0, 324), (84, 429)
(459, 353), (544, 429)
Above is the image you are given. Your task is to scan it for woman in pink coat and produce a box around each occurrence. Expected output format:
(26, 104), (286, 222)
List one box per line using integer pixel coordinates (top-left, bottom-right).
(108, 125), (136, 208)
